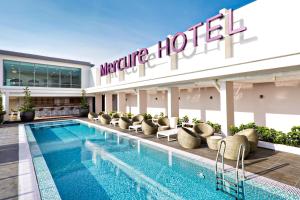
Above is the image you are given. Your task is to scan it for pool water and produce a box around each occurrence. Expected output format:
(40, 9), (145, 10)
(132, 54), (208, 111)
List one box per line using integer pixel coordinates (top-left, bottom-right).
(26, 120), (299, 200)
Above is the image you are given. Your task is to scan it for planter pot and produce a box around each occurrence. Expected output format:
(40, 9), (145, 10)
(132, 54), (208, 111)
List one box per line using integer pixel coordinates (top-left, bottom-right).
(20, 111), (35, 122)
(79, 108), (89, 117)
(0, 114), (4, 123)
(258, 141), (300, 155)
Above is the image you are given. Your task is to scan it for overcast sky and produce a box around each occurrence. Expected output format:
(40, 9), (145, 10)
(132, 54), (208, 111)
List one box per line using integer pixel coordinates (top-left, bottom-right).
(0, 0), (254, 65)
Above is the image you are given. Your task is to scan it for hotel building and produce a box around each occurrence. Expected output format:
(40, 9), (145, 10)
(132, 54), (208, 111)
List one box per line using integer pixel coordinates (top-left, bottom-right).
(1, 0), (300, 135)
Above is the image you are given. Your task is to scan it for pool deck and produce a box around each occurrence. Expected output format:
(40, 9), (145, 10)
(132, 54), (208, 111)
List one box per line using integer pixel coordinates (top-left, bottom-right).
(0, 118), (300, 199)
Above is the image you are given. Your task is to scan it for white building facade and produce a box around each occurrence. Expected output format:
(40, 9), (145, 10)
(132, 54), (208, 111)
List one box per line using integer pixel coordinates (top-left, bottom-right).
(0, 50), (94, 120)
(86, 0), (300, 135)
(1, 0), (300, 135)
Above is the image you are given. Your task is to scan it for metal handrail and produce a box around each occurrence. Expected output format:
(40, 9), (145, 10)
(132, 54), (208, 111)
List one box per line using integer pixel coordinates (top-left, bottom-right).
(215, 141), (246, 200)
(215, 140), (226, 190)
(235, 144), (246, 198)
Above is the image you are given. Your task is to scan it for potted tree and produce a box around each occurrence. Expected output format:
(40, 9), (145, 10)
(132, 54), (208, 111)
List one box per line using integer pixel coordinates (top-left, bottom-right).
(19, 87), (35, 122)
(0, 91), (6, 124)
(79, 90), (89, 117)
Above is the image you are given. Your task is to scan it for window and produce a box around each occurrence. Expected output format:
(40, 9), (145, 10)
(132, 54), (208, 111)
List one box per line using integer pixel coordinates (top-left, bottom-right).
(3, 60), (82, 88)
(71, 68), (81, 88)
(60, 67), (72, 88)
(3, 60), (20, 86)
(47, 66), (60, 87)
(35, 64), (48, 87)
(19, 62), (34, 86)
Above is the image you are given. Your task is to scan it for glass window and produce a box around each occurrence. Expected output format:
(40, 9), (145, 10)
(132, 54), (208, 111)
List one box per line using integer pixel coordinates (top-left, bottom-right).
(35, 64), (48, 87)
(3, 60), (81, 88)
(19, 62), (35, 86)
(61, 67), (72, 88)
(48, 66), (60, 87)
(3, 60), (20, 86)
(71, 68), (81, 88)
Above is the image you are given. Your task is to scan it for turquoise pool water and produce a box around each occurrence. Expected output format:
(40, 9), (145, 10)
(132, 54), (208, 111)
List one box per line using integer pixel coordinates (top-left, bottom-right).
(26, 120), (299, 200)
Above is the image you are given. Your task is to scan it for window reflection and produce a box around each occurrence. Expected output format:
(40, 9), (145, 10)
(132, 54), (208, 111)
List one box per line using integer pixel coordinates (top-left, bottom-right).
(48, 66), (60, 87)
(20, 62), (34, 86)
(3, 60), (21, 86)
(3, 60), (81, 88)
(35, 64), (48, 87)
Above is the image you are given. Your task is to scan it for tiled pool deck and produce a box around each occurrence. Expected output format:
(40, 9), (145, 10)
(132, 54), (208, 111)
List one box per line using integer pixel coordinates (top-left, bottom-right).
(0, 118), (300, 199)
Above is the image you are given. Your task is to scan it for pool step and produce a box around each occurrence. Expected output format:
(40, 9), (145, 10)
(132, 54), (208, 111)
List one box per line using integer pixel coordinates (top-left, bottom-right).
(215, 140), (246, 200)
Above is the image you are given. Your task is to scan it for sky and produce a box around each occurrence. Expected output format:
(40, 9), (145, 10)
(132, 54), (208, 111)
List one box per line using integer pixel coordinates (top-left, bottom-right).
(0, 0), (254, 65)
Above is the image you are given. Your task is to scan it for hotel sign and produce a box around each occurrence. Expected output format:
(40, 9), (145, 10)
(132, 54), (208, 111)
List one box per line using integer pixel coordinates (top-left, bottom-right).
(100, 9), (246, 76)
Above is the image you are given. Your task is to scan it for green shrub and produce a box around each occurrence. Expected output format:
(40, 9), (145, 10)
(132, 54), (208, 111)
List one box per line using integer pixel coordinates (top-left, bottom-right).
(192, 118), (202, 125)
(286, 128), (300, 147)
(127, 112), (133, 119)
(177, 118), (183, 126)
(112, 113), (120, 118)
(19, 87), (35, 112)
(230, 122), (257, 135)
(182, 115), (189, 123)
(207, 121), (221, 133)
(80, 89), (89, 109)
(142, 113), (152, 120)
(230, 123), (300, 147)
(159, 112), (164, 118)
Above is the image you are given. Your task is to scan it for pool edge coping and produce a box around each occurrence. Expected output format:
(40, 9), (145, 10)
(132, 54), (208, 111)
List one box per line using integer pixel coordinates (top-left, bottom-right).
(19, 123), (63, 200)
(18, 124), (41, 200)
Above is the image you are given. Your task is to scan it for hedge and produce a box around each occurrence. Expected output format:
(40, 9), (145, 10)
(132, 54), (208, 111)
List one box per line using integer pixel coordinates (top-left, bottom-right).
(230, 123), (300, 147)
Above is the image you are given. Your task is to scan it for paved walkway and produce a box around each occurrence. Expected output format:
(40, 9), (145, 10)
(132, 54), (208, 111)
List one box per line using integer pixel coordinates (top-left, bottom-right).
(0, 118), (299, 200)
(0, 125), (19, 200)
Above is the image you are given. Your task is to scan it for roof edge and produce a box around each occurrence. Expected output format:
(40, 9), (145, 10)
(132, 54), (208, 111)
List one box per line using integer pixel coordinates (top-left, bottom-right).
(0, 49), (94, 67)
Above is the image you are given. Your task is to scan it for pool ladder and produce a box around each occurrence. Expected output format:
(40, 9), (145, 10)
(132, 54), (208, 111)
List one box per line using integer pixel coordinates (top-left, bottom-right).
(215, 140), (246, 200)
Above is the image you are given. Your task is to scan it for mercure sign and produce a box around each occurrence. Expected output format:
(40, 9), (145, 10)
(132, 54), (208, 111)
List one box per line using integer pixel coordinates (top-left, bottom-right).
(100, 9), (246, 77)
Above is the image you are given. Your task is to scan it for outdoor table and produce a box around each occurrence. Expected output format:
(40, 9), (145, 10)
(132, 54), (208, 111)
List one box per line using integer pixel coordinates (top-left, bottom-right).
(157, 128), (179, 142)
(129, 125), (142, 133)
(110, 120), (119, 127)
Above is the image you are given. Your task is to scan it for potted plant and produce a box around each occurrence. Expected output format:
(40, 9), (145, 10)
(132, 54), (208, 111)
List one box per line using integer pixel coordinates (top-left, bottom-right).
(19, 87), (35, 122)
(0, 91), (6, 124)
(79, 90), (89, 117)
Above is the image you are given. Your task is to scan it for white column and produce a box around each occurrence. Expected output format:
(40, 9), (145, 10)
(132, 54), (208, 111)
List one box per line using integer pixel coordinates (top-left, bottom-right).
(95, 93), (102, 114)
(105, 93), (112, 113)
(137, 90), (147, 114)
(220, 81), (234, 136)
(117, 92), (126, 113)
(167, 87), (179, 118)
(88, 97), (93, 112)
(3, 92), (9, 120)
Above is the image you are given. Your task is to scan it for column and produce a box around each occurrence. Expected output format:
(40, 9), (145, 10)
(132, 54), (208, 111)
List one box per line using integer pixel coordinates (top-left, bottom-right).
(220, 81), (234, 136)
(105, 93), (112, 113)
(88, 97), (93, 112)
(220, 8), (233, 58)
(95, 93), (102, 114)
(167, 87), (179, 118)
(2, 92), (9, 120)
(117, 92), (126, 113)
(137, 90), (147, 114)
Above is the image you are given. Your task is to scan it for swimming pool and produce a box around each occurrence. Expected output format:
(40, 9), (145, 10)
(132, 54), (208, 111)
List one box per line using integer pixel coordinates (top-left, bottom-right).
(25, 120), (300, 200)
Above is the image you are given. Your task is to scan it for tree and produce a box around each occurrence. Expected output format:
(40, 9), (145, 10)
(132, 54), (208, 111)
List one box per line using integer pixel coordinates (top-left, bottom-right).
(19, 87), (34, 112)
(80, 89), (89, 109)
